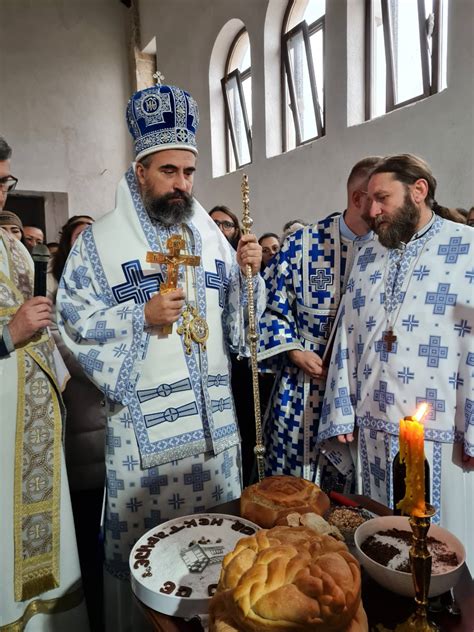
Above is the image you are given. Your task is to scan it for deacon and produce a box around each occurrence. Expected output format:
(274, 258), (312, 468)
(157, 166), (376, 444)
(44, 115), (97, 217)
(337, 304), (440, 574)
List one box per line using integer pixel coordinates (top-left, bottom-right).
(318, 154), (473, 569)
(57, 85), (264, 630)
(0, 136), (88, 630)
(258, 157), (381, 481)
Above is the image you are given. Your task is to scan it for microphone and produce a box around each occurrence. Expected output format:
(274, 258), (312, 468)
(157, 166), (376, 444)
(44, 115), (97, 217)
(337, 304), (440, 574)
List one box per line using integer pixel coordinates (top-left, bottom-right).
(31, 244), (50, 297)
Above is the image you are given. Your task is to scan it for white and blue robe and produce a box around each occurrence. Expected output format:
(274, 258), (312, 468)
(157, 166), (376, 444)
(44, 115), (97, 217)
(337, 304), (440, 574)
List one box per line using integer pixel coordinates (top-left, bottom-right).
(258, 214), (372, 480)
(56, 167), (265, 628)
(318, 216), (474, 569)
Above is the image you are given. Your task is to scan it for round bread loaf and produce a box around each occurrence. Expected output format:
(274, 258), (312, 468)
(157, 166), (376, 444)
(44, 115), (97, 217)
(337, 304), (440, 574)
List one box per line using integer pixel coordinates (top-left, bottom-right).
(240, 475), (330, 528)
(209, 526), (367, 632)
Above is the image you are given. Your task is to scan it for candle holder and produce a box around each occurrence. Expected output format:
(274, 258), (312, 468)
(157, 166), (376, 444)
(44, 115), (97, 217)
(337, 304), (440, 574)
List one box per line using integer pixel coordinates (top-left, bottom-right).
(398, 503), (439, 631)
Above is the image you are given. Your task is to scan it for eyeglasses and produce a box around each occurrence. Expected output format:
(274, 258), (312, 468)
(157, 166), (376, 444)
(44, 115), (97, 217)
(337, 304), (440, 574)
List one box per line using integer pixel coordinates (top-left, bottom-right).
(213, 219), (236, 230)
(0, 176), (18, 193)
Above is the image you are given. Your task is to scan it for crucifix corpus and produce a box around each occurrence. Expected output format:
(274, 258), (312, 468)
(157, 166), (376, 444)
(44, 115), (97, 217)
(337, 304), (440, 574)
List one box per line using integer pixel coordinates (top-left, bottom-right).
(146, 235), (200, 335)
(383, 328), (397, 352)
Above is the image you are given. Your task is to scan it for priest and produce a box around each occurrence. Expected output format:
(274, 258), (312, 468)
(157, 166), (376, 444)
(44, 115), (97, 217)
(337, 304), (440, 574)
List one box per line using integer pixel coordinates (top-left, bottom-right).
(258, 157), (381, 481)
(0, 136), (88, 630)
(318, 153), (473, 569)
(56, 84), (264, 630)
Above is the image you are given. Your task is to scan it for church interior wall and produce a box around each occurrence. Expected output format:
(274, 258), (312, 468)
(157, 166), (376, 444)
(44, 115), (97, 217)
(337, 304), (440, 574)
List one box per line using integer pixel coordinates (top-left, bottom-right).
(1, 0), (472, 238)
(0, 0), (132, 238)
(140, 0), (474, 236)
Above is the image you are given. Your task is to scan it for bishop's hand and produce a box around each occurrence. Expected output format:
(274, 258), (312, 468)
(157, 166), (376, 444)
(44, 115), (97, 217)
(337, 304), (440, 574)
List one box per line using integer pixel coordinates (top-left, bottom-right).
(237, 233), (262, 276)
(144, 288), (185, 327)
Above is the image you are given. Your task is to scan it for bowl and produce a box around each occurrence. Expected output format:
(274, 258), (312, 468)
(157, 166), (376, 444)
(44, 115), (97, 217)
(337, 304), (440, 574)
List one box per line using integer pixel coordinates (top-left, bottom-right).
(354, 515), (465, 598)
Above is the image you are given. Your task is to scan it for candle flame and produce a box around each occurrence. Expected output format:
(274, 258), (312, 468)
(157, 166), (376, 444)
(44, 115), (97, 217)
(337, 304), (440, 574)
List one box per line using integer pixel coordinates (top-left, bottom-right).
(413, 402), (429, 423)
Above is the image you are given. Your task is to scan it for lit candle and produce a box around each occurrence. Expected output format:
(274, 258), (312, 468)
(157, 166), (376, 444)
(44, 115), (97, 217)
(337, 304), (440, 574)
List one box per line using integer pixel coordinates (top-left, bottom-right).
(396, 403), (429, 517)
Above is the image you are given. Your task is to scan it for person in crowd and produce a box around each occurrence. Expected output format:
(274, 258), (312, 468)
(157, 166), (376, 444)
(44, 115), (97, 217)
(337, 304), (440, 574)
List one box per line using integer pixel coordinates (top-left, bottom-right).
(47, 241), (59, 255)
(209, 204), (242, 249)
(0, 140), (18, 212)
(454, 207), (468, 219)
(281, 218), (309, 241)
(56, 85), (264, 631)
(258, 156), (381, 481)
(23, 224), (45, 252)
(47, 214), (104, 631)
(318, 153), (473, 569)
(0, 135), (89, 630)
(209, 205), (258, 485)
(0, 209), (23, 240)
(259, 232), (280, 270)
(49, 216), (94, 288)
(467, 206), (474, 227)
(433, 205), (466, 224)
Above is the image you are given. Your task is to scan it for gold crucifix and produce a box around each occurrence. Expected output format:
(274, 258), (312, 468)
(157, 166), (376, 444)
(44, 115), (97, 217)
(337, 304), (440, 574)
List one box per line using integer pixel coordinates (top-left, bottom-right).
(146, 235), (200, 334)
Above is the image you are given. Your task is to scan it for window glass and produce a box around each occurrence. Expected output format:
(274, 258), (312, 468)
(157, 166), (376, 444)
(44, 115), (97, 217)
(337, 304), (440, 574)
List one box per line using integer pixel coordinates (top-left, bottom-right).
(287, 30), (317, 142)
(282, 0), (325, 151)
(367, 0), (449, 119)
(288, 0), (326, 29)
(390, 0), (424, 104)
(224, 74), (251, 167)
(222, 29), (252, 171)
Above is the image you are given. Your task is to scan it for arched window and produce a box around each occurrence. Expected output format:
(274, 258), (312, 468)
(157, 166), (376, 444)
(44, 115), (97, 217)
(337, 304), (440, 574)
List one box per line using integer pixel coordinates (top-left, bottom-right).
(281, 0), (326, 152)
(366, 0), (449, 119)
(221, 29), (252, 172)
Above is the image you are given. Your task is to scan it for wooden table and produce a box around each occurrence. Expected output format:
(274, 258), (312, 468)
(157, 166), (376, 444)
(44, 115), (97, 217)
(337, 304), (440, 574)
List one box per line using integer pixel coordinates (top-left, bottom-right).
(139, 496), (474, 632)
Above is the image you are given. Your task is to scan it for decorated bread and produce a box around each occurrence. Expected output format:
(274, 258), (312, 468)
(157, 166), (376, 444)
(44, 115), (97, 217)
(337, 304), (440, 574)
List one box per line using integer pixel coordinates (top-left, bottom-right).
(209, 526), (367, 632)
(240, 475), (330, 528)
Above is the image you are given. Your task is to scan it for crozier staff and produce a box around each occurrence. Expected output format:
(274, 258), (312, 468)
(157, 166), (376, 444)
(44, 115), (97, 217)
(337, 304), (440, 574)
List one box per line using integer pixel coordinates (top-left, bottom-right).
(57, 83), (264, 631)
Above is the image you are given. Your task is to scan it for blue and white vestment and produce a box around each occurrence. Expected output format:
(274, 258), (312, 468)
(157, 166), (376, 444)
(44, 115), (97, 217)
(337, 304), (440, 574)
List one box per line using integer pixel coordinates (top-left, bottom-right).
(318, 216), (473, 568)
(57, 167), (265, 586)
(258, 214), (371, 479)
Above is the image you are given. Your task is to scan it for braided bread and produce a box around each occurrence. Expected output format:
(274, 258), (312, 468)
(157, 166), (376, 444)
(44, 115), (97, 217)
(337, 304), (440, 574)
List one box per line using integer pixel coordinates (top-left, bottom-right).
(209, 526), (367, 632)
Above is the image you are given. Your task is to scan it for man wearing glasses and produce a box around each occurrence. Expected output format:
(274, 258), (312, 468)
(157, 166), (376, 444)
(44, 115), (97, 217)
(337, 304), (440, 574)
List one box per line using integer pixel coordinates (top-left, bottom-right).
(0, 138), (18, 210)
(0, 136), (89, 630)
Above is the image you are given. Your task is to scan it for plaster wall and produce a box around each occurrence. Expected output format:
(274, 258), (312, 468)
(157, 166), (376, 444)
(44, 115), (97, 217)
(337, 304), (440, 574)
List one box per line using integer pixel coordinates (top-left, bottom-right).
(140, 0), (474, 236)
(0, 0), (132, 227)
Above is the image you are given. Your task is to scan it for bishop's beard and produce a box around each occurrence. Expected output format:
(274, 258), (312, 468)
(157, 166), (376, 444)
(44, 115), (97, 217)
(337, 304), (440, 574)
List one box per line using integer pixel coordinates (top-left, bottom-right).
(142, 189), (194, 226)
(372, 191), (420, 249)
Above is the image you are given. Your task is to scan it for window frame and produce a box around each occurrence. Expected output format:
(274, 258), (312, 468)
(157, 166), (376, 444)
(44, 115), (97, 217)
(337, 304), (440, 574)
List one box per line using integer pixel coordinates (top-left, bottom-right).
(365, 0), (446, 119)
(281, 0), (326, 153)
(221, 28), (252, 172)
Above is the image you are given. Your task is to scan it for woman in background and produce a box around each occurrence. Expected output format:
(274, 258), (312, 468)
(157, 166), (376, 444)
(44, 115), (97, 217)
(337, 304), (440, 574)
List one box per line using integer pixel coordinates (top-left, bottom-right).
(48, 214), (105, 632)
(0, 209), (24, 241)
(209, 205), (242, 249)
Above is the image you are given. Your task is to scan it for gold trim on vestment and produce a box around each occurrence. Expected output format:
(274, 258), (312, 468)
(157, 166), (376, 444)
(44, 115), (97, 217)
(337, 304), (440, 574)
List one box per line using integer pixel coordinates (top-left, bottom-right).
(13, 343), (62, 601)
(0, 585), (84, 632)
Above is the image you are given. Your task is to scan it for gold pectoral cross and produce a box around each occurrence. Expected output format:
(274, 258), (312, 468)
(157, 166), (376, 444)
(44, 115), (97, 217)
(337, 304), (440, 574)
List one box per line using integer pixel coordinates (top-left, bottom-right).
(146, 235), (200, 334)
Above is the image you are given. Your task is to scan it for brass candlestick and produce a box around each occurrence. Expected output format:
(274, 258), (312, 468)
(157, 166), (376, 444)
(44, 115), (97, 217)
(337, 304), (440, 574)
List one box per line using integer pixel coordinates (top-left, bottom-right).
(403, 504), (439, 631)
(386, 504), (439, 632)
(240, 174), (265, 482)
